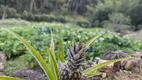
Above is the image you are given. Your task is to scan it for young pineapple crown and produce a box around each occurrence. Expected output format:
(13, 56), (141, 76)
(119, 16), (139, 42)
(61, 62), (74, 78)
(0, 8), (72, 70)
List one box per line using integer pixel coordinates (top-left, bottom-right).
(60, 42), (87, 80)
(67, 42), (87, 70)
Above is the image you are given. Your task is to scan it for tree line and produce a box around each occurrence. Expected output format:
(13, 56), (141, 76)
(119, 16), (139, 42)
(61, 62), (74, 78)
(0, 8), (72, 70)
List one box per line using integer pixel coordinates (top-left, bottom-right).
(0, 0), (142, 30)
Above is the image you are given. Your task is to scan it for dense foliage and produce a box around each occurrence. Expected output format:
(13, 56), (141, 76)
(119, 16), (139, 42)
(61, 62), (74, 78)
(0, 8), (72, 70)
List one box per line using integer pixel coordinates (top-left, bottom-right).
(0, 21), (142, 61)
(0, 0), (142, 30)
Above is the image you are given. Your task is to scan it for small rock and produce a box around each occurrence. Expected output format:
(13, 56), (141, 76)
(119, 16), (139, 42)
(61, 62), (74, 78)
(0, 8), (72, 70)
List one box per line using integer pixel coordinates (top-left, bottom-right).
(0, 63), (4, 72)
(0, 72), (4, 75)
(102, 73), (107, 78)
(135, 52), (142, 57)
(11, 69), (48, 80)
(0, 52), (5, 73)
(0, 52), (5, 63)
(101, 50), (130, 60)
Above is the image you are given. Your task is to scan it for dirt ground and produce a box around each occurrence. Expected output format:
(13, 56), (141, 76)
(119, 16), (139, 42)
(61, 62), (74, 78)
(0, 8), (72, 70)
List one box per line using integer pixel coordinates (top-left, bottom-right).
(124, 30), (142, 41)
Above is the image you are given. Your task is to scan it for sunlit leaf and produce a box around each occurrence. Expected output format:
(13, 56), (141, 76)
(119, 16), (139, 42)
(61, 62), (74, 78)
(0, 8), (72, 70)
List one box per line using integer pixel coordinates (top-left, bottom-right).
(48, 28), (59, 79)
(48, 48), (59, 79)
(85, 72), (102, 77)
(58, 28), (65, 63)
(49, 28), (55, 54)
(0, 76), (22, 80)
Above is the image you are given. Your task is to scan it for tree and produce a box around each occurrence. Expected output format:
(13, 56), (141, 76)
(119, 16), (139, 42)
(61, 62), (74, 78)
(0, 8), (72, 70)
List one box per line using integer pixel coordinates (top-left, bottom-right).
(130, 5), (142, 30)
(1, 5), (7, 20)
(30, 0), (37, 12)
(68, 0), (87, 14)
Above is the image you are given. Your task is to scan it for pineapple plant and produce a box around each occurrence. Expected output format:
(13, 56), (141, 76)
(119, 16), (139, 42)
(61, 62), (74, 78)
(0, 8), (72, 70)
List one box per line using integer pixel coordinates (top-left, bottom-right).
(60, 42), (87, 80)
(0, 29), (132, 80)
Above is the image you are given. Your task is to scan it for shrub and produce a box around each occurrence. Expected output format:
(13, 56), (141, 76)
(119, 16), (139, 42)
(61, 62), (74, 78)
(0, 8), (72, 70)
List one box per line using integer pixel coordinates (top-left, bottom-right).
(108, 12), (131, 25)
(86, 0), (142, 28)
(21, 13), (67, 23)
(0, 5), (18, 19)
(21, 11), (35, 21)
(66, 16), (90, 27)
(103, 12), (132, 32)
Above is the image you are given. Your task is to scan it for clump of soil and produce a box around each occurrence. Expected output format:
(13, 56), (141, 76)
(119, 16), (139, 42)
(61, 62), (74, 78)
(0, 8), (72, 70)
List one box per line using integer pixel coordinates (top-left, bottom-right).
(114, 71), (142, 80)
(11, 69), (47, 80)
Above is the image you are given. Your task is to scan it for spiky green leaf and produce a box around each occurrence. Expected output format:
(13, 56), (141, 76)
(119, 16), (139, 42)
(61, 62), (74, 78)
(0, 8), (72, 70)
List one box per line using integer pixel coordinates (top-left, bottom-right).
(58, 28), (65, 63)
(48, 29), (59, 79)
(0, 76), (22, 80)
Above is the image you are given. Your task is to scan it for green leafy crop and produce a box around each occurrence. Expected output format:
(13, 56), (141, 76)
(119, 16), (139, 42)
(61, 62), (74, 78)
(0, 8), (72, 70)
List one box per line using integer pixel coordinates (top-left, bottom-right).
(0, 23), (141, 61)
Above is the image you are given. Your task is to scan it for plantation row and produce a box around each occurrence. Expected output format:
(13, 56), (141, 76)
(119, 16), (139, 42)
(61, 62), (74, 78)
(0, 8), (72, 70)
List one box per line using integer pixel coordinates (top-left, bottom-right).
(0, 22), (142, 62)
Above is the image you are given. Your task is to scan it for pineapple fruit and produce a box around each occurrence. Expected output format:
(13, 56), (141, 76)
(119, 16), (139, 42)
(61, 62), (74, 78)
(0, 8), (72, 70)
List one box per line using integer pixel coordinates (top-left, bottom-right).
(60, 42), (87, 80)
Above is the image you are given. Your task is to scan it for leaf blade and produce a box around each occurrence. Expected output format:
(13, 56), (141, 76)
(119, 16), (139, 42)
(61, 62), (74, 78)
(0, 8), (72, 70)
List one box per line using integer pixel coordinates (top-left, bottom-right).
(48, 29), (59, 79)
(0, 76), (22, 80)
(85, 34), (103, 48)
(58, 28), (65, 63)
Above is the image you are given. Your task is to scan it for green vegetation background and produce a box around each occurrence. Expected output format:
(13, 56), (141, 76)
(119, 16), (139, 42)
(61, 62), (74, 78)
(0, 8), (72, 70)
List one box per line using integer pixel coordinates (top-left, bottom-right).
(0, 0), (142, 30)
(0, 0), (142, 75)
